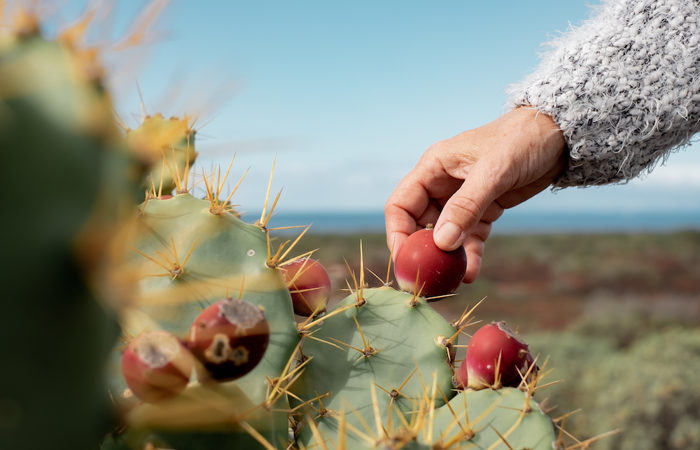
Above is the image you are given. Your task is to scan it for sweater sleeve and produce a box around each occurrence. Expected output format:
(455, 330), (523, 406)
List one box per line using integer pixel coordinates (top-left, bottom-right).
(506, 0), (700, 188)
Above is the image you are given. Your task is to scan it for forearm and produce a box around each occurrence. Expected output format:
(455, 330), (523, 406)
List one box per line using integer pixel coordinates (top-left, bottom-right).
(506, 0), (700, 187)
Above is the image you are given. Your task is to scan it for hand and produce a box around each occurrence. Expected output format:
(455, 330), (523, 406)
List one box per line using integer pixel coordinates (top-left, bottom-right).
(384, 107), (567, 283)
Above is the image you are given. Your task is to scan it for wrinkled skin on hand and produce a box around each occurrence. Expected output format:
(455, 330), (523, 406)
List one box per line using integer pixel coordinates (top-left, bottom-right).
(385, 107), (567, 284)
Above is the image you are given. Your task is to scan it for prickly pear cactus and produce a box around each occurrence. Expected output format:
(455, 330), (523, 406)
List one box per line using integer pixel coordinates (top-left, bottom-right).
(311, 386), (556, 450)
(105, 161), (304, 448)
(289, 277), (558, 450)
(430, 388), (556, 450)
(114, 192), (301, 400)
(126, 113), (198, 199)
(0, 10), (140, 450)
(102, 383), (290, 449)
(290, 286), (457, 448)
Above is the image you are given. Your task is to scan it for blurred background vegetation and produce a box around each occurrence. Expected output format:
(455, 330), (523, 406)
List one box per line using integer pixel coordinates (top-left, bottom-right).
(290, 230), (700, 450)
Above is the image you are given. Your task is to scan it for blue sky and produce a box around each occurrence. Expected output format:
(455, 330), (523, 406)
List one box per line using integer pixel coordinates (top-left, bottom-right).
(48, 1), (700, 215)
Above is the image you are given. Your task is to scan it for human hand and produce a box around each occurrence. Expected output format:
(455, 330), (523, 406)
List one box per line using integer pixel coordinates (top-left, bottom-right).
(385, 107), (567, 284)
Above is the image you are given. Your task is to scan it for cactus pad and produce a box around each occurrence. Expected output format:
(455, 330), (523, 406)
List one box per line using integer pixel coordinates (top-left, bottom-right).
(112, 192), (301, 404)
(290, 286), (457, 448)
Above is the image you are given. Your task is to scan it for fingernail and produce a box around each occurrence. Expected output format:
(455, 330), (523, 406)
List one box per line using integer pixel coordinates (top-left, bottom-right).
(434, 222), (463, 250)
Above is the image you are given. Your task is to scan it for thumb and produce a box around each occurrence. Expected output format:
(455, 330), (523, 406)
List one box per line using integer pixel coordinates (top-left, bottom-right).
(433, 160), (508, 251)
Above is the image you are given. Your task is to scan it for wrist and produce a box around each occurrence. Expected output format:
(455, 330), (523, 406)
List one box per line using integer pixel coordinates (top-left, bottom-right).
(515, 106), (566, 157)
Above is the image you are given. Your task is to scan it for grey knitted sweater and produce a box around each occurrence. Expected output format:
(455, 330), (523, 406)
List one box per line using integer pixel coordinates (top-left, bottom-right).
(507, 0), (700, 188)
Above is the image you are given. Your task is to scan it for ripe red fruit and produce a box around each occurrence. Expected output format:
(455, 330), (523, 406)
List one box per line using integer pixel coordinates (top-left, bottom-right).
(121, 331), (193, 403)
(187, 298), (270, 382)
(464, 322), (534, 390)
(282, 258), (331, 316)
(394, 226), (467, 298)
(454, 361), (469, 390)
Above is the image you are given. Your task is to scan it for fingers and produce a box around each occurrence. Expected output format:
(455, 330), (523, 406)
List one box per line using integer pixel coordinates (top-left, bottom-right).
(462, 220), (492, 284)
(480, 201), (505, 224)
(434, 157), (510, 251)
(385, 161), (458, 258)
(463, 237), (484, 284)
(415, 199), (442, 228)
(384, 173), (425, 258)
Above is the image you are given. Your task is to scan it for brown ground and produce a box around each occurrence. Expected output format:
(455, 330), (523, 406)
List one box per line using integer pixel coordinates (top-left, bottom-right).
(289, 231), (700, 334)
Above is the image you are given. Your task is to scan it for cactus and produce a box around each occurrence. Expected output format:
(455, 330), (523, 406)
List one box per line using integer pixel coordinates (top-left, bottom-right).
(0, 8), (140, 449)
(429, 387), (556, 450)
(104, 159), (306, 447)
(102, 383), (289, 449)
(112, 188), (302, 395)
(126, 113), (198, 200)
(287, 259), (559, 450)
(289, 285), (458, 448)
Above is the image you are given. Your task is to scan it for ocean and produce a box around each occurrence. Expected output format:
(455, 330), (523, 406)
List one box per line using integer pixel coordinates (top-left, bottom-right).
(243, 210), (700, 235)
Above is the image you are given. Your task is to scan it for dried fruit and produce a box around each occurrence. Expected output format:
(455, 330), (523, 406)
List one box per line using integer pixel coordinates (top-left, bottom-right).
(188, 298), (270, 382)
(121, 331), (193, 403)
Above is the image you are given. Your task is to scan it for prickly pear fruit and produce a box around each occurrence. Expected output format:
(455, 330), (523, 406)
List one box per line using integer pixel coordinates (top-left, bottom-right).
(465, 321), (534, 390)
(394, 226), (467, 298)
(455, 359), (468, 390)
(282, 257), (331, 316)
(122, 331), (193, 403)
(188, 298), (270, 382)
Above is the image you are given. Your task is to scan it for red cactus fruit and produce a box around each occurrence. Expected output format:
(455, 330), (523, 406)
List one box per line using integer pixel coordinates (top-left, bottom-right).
(282, 257), (331, 316)
(464, 322), (534, 390)
(454, 362), (468, 390)
(394, 226), (467, 298)
(121, 331), (193, 403)
(187, 298), (270, 382)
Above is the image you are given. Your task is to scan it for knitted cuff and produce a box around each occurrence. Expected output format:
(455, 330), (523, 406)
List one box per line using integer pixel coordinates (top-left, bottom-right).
(506, 0), (700, 188)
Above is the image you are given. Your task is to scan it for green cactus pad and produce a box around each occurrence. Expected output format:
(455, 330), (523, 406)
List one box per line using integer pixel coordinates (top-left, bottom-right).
(102, 382), (288, 450)
(1, 32), (136, 449)
(105, 194), (299, 448)
(429, 387), (556, 450)
(290, 286), (457, 449)
(345, 388), (556, 450)
(111, 192), (300, 405)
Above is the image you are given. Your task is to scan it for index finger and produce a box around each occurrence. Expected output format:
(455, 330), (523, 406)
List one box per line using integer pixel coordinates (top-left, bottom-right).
(384, 169), (432, 258)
